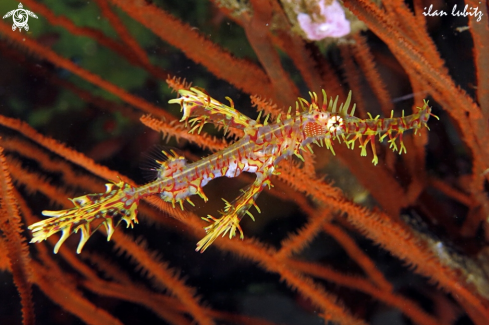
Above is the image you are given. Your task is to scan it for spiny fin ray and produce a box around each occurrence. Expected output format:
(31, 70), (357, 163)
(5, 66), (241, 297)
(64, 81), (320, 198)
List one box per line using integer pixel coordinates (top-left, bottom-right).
(29, 181), (139, 254)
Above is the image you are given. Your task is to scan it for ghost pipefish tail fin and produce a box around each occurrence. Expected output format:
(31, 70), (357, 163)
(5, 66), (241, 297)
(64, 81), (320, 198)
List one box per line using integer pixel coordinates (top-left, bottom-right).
(29, 181), (139, 253)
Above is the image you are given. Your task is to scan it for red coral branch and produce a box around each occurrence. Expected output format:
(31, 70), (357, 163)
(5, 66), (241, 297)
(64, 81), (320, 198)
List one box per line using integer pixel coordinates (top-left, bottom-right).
(108, 0), (272, 97)
(0, 147), (34, 325)
(0, 21), (170, 119)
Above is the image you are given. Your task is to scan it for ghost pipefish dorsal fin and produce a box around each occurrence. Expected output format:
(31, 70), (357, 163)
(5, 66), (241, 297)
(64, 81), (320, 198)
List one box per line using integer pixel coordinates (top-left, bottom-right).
(168, 87), (261, 137)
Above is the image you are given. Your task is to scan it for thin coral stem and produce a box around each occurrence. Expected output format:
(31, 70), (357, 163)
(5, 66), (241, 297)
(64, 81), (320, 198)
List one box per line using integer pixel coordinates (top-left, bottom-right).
(111, 232), (214, 325)
(140, 115), (227, 151)
(0, 115), (124, 182)
(0, 237), (11, 271)
(0, 147), (35, 325)
(265, 0), (324, 94)
(108, 0), (272, 97)
(334, 196), (489, 320)
(214, 239), (366, 325)
(21, 0), (168, 81)
(340, 44), (368, 119)
(403, 136), (427, 204)
(31, 260), (123, 325)
(277, 155), (489, 318)
(411, 0), (428, 30)
(428, 177), (472, 208)
(334, 145), (408, 216)
(82, 279), (194, 325)
(6, 158), (79, 208)
(467, 0), (489, 119)
(0, 21), (170, 119)
(351, 34), (394, 117)
(381, 0), (431, 60)
(382, 0), (449, 75)
(1, 138), (100, 193)
(81, 263), (278, 325)
(288, 259), (439, 325)
(82, 253), (205, 324)
(94, 0), (151, 66)
(244, 0), (299, 105)
(276, 207), (333, 259)
(0, 43), (143, 123)
(322, 223), (392, 292)
(269, 30), (324, 93)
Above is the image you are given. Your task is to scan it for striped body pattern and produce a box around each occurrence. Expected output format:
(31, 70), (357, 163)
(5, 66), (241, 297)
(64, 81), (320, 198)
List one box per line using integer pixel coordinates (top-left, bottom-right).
(29, 87), (436, 253)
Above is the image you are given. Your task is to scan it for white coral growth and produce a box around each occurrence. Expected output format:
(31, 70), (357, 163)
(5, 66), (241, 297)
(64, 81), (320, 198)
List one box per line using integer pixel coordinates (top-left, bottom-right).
(297, 0), (350, 40)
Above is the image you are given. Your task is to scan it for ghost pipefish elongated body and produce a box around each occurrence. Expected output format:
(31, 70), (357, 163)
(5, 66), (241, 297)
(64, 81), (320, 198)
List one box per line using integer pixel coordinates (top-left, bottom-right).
(28, 87), (437, 253)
